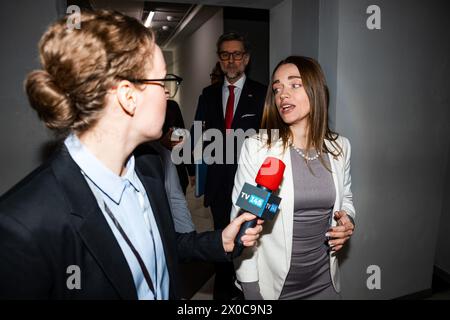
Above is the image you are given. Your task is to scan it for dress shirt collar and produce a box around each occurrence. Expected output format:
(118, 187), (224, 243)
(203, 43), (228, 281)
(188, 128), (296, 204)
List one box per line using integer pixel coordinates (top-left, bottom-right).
(224, 73), (246, 91)
(64, 134), (138, 204)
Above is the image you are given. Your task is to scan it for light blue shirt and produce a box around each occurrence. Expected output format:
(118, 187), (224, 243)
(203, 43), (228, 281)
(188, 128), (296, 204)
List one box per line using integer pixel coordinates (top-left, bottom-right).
(222, 74), (246, 117)
(64, 134), (169, 300)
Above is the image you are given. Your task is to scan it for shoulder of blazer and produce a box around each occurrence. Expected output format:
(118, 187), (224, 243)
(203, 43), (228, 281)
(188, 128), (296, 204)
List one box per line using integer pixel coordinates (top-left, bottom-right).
(0, 147), (74, 226)
(202, 82), (222, 97)
(243, 134), (286, 158)
(325, 135), (351, 161)
(245, 78), (268, 92)
(0, 163), (52, 203)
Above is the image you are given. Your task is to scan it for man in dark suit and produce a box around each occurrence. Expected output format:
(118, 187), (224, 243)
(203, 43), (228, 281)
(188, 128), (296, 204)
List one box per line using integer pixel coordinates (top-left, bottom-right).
(192, 32), (267, 300)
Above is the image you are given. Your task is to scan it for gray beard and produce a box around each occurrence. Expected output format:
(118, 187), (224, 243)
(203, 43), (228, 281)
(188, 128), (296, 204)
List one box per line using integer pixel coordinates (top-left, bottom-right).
(226, 71), (243, 83)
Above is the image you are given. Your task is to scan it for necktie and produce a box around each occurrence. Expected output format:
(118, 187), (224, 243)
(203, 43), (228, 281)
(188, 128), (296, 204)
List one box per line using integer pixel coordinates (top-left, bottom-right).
(225, 85), (235, 129)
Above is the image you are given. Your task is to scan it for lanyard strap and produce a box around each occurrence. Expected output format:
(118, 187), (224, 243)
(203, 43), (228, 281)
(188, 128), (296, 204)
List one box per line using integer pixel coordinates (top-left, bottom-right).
(103, 202), (157, 299)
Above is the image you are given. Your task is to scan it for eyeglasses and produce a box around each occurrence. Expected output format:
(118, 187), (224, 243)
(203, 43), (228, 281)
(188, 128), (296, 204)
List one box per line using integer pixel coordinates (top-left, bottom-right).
(218, 51), (246, 61)
(126, 73), (183, 98)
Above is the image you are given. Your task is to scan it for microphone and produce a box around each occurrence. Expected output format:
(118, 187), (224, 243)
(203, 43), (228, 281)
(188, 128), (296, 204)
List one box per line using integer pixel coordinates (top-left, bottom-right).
(232, 157), (286, 257)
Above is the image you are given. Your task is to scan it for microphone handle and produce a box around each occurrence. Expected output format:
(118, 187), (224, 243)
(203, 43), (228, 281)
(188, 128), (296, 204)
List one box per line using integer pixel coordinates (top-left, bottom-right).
(232, 217), (258, 258)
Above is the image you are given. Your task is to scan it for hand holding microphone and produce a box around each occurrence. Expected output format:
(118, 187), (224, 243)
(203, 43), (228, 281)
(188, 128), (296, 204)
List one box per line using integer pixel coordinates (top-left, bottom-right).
(221, 212), (264, 253)
(231, 157), (286, 257)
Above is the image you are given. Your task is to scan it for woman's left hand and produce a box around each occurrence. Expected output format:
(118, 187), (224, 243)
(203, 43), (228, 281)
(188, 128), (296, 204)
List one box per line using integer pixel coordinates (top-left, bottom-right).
(326, 210), (354, 252)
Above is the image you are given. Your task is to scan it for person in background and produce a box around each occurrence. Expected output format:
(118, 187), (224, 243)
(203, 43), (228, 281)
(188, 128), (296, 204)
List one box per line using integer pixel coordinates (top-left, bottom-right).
(0, 10), (263, 300)
(231, 56), (355, 300)
(190, 62), (225, 197)
(159, 87), (193, 195)
(145, 142), (195, 234)
(191, 32), (267, 300)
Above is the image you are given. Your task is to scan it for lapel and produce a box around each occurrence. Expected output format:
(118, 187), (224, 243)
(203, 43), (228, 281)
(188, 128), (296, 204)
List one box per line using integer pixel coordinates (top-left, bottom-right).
(325, 139), (344, 227)
(51, 146), (138, 300)
(232, 79), (254, 128)
(252, 138), (294, 273)
(211, 84), (226, 130)
(268, 141), (294, 271)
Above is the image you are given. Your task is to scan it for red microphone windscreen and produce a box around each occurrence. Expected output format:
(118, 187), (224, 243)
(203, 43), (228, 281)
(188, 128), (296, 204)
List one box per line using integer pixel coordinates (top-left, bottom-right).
(255, 157), (286, 191)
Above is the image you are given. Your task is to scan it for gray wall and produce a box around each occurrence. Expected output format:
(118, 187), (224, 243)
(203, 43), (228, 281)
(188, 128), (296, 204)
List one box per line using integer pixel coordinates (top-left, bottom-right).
(335, 0), (450, 299)
(436, 139), (450, 278)
(171, 9), (224, 127)
(318, 0), (340, 128)
(0, 0), (60, 195)
(269, 0), (292, 73)
(291, 0), (320, 59)
(270, 0), (320, 62)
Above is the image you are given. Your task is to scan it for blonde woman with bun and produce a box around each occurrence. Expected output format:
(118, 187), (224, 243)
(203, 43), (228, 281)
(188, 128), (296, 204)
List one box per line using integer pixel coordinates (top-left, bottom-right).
(0, 10), (262, 300)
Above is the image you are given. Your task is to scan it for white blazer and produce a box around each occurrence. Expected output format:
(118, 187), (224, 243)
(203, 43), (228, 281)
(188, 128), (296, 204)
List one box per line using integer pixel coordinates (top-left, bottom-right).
(231, 134), (356, 300)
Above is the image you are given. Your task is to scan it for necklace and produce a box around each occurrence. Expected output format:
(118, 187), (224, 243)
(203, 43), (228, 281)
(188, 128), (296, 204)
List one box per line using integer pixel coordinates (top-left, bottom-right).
(291, 145), (321, 161)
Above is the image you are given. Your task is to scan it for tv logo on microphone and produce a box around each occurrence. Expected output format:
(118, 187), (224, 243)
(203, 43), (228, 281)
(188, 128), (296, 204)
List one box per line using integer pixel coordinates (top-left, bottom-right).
(249, 195), (264, 208)
(267, 203), (279, 213)
(237, 183), (281, 220)
(241, 192), (279, 213)
(241, 192), (265, 208)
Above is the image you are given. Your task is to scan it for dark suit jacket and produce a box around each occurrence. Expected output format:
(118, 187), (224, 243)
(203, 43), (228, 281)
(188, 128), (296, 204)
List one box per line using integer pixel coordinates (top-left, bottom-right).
(194, 78), (267, 207)
(0, 145), (228, 299)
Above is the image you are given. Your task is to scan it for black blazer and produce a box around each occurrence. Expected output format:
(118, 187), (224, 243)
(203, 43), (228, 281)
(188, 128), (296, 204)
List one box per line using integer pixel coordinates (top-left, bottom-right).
(194, 78), (267, 206)
(0, 144), (228, 299)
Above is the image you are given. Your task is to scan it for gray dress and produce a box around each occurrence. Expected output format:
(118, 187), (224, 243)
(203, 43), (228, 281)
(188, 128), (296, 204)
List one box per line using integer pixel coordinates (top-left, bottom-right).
(278, 147), (340, 300)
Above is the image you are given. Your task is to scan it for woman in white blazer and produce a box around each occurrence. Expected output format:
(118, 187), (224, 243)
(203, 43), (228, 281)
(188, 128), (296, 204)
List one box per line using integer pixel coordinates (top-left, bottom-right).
(231, 56), (356, 300)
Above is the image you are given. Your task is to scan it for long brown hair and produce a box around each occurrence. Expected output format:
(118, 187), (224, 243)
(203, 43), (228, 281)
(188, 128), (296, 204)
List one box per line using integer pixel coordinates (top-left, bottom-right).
(261, 56), (343, 168)
(25, 10), (155, 136)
